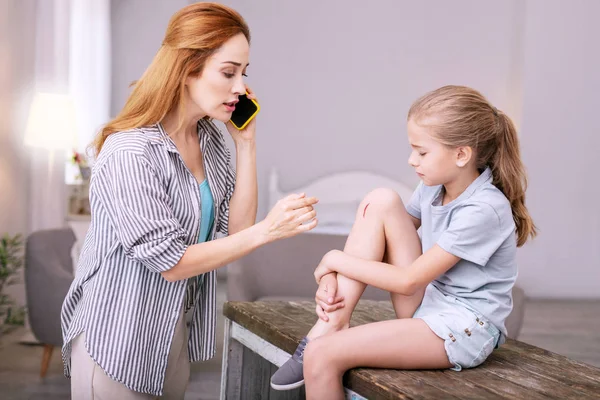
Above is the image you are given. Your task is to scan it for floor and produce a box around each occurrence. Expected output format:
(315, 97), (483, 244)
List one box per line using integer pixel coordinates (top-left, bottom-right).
(517, 298), (600, 368)
(0, 279), (598, 400)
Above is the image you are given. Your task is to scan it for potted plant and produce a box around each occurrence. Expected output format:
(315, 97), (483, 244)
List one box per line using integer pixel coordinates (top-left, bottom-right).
(68, 150), (91, 215)
(0, 233), (27, 336)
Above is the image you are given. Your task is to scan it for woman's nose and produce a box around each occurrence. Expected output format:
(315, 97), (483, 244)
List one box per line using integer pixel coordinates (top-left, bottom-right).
(233, 77), (246, 95)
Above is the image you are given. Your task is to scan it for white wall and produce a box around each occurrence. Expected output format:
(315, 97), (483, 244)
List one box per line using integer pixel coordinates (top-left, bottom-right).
(0, 0), (37, 307)
(110, 0), (599, 298)
(222, 0), (523, 192)
(0, 0), (36, 237)
(111, 0), (189, 116)
(516, 0), (600, 298)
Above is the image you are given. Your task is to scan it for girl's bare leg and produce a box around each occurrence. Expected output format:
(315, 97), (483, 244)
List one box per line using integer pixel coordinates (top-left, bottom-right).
(307, 188), (424, 339)
(304, 318), (452, 400)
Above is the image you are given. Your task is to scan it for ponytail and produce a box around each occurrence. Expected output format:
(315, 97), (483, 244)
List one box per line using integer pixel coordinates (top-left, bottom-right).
(492, 111), (537, 246)
(408, 85), (537, 247)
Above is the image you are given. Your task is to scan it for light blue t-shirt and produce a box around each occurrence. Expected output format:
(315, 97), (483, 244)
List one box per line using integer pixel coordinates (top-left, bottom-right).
(406, 167), (517, 339)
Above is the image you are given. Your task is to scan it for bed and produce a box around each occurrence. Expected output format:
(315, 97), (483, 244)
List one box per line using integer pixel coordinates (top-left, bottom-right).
(267, 168), (416, 235)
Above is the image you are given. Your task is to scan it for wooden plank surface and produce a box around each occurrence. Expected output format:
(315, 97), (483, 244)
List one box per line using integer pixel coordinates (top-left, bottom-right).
(223, 300), (600, 399)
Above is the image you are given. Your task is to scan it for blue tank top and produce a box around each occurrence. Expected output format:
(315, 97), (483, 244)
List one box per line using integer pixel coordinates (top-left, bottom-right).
(198, 179), (214, 243)
(187, 179), (214, 306)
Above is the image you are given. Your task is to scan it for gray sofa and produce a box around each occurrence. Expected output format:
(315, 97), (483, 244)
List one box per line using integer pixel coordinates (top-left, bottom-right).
(227, 233), (526, 339)
(24, 227), (76, 377)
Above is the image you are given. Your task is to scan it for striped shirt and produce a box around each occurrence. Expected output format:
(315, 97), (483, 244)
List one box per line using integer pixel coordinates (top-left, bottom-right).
(61, 120), (235, 396)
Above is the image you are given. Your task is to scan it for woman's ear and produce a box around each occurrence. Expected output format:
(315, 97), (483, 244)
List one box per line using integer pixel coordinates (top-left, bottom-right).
(185, 72), (199, 86)
(456, 146), (473, 167)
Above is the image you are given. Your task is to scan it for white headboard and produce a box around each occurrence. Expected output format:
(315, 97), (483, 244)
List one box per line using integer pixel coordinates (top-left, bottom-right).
(268, 169), (416, 235)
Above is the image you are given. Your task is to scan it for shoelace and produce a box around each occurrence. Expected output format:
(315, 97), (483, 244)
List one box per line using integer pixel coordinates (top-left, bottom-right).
(292, 337), (309, 363)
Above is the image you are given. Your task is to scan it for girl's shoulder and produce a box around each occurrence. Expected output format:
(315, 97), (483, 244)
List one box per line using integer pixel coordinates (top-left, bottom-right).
(414, 181), (444, 201)
(460, 183), (514, 229)
(472, 182), (511, 212)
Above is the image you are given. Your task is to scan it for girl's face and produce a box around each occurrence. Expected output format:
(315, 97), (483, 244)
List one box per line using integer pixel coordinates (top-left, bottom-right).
(185, 33), (250, 122)
(407, 118), (463, 186)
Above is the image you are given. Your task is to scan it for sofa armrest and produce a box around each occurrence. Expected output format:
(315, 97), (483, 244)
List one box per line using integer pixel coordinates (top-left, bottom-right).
(25, 229), (75, 346)
(25, 257), (73, 346)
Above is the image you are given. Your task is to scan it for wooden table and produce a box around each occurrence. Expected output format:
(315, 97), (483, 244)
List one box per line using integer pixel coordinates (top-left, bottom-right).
(220, 300), (600, 399)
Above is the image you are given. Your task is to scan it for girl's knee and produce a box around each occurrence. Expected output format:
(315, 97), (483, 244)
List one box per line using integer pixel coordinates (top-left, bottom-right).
(304, 338), (332, 369)
(303, 340), (322, 381)
(303, 338), (339, 382)
(360, 188), (404, 215)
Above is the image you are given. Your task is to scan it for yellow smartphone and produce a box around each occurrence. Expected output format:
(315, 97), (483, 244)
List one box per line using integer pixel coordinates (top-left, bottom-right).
(229, 93), (260, 130)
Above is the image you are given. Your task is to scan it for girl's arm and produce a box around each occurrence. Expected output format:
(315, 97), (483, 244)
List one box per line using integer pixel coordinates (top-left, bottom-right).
(315, 246), (459, 295)
(319, 201), (506, 295)
(410, 215), (421, 230)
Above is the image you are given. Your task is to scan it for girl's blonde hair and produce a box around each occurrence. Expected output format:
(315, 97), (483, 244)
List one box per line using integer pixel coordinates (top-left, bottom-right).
(408, 85), (536, 247)
(92, 2), (250, 155)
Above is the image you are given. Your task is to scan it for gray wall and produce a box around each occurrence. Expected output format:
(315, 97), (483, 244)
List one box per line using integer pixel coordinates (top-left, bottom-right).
(219, 0), (523, 196)
(0, 0), (36, 236)
(111, 0), (189, 116)
(0, 0), (37, 306)
(517, 0), (600, 298)
(110, 0), (599, 298)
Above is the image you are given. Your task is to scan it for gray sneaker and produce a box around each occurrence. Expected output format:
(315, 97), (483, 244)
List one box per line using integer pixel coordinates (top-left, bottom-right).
(270, 337), (309, 391)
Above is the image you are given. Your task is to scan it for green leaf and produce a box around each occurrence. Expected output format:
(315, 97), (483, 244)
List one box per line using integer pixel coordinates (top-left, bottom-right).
(0, 232), (25, 319)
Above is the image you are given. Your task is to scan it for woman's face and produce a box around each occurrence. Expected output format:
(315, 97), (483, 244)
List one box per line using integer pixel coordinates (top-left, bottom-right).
(186, 33), (250, 122)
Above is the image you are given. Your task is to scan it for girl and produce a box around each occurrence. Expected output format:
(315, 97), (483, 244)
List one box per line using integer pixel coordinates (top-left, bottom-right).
(61, 3), (317, 399)
(271, 85), (536, 399)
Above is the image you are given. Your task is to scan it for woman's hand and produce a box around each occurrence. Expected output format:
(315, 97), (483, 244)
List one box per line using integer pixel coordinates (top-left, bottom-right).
(259, 193), (318, 242)
(315, 272), (345, 322)
(225, 85), (258, 143)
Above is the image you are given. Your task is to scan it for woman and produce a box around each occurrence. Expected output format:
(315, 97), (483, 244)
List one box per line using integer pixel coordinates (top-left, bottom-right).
(61, 3), (317, 399)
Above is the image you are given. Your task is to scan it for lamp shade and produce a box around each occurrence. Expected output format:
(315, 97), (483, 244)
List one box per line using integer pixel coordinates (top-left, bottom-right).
(24, 92), (78, 150)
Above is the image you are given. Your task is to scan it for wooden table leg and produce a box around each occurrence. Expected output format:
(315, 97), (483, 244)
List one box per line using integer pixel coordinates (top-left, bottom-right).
(220, 318), (243, 400)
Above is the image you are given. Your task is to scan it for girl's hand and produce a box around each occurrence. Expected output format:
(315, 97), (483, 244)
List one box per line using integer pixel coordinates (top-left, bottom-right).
(259, 193), (318, 242)
(225, 86), (258, 143)
(315, 272), (344, 322)
(314, 250), (343, 284)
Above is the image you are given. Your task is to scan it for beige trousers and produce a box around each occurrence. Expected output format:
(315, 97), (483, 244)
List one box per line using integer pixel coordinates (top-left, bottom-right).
(70, 305), (190, 400)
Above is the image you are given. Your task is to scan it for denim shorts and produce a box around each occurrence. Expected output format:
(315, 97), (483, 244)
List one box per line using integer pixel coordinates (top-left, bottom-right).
(413, 284), (501, 371)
